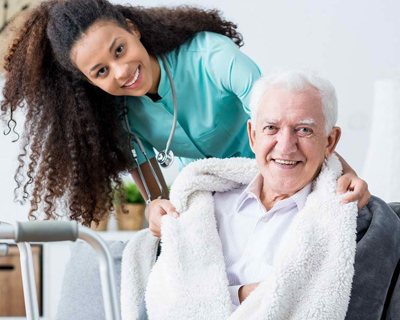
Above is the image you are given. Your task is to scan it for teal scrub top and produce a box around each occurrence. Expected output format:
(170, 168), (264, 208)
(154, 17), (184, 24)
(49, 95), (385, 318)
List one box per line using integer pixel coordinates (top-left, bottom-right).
(125, 31), (261, 168)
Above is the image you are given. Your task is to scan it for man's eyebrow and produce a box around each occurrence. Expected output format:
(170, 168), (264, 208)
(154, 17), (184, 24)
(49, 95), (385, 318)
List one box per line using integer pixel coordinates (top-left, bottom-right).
(297, 119), (317, 126)
(109, 36), (121, 53)
(262, 118), (279, 124)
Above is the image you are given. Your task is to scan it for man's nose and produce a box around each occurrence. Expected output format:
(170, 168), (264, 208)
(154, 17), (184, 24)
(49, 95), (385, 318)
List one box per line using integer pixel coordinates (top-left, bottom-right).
(114, 63), (130, 81)
(276, 128), (298, 155)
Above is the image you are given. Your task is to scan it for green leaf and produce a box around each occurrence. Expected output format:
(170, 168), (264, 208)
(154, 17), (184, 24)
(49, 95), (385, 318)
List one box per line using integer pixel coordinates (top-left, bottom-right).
(116, 183), (145, 204)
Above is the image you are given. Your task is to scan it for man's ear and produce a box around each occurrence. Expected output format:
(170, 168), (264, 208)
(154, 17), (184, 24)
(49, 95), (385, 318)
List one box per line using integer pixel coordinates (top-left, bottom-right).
(126, 19), (141, 39)
(325, 126), (341, 158)
(247, 119), (257, 153)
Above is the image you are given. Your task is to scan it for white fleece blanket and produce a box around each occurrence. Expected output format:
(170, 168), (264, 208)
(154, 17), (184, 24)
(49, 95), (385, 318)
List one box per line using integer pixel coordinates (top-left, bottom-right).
(121, 156), (358, 320)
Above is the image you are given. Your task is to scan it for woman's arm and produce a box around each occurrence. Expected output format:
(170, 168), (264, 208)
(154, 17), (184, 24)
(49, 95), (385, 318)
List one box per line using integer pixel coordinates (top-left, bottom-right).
(336, 152), (371, 210)
(218, 43), (262, 114)
(130, 157), (178, 238)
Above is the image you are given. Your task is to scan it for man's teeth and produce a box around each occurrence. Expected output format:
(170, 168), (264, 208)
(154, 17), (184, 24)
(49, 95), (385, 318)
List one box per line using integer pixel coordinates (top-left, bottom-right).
(124, 67), (140, 87)
(275, 159), (298, 165)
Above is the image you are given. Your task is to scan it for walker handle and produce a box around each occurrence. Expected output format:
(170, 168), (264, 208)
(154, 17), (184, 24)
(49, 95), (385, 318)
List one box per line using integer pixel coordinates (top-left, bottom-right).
(0, 244), (8, 257)
(15, 221), (79, 242)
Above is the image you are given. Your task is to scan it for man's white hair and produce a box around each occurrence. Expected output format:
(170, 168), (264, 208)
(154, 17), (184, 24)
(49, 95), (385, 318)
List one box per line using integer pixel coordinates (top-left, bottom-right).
(249, 71), (338, 135)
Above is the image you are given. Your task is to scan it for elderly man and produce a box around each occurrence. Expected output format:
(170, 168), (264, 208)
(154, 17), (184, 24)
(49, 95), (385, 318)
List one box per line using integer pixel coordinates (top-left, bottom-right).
(210, 72), (400, 318)
(216, 72), (341, 307)
(58, 71), (399, 320)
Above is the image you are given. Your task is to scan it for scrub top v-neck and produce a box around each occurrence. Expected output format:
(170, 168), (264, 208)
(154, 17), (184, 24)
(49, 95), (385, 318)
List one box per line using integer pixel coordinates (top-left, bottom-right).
(125, 31), (261, 168)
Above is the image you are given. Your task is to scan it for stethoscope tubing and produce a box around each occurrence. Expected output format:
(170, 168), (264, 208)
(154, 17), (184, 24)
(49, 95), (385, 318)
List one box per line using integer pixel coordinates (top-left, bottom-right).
(123, 112), (166, 203)
(161, 55), (177, 155)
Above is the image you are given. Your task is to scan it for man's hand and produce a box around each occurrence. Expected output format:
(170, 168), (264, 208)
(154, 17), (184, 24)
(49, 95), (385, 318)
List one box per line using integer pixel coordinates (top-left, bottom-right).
(239, 283), (260, 303)
(147, 199), (180, 238)
(337, 173), (371, 210)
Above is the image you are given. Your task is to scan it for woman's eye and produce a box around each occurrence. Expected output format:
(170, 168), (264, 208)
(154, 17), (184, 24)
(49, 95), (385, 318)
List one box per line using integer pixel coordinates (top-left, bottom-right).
(97, 67), (107, 77)
(116, 45), (124, 56)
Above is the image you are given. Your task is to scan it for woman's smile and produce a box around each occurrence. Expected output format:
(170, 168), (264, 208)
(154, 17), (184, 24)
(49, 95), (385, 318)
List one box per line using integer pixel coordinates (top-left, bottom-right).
(122, 65), (142, 89)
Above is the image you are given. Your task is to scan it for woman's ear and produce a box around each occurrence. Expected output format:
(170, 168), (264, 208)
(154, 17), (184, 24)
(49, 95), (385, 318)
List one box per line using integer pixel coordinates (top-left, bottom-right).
(126, 19), (141, 39)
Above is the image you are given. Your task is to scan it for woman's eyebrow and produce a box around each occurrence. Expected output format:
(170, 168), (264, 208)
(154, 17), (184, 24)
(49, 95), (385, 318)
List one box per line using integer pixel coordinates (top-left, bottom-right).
(90, 63), (101, 73)
(109, 36), (121, 53)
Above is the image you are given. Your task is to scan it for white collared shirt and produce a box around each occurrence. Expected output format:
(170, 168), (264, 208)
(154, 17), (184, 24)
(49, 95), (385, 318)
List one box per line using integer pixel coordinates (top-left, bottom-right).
(214, 173), (312, 308)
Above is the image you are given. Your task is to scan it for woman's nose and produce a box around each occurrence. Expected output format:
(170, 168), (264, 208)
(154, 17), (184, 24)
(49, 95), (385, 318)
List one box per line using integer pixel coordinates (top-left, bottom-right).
(114, 63), (130, 81)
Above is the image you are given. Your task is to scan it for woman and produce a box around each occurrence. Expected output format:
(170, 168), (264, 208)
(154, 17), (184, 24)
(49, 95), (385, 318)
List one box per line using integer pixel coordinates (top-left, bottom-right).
(1, 0), (369, 236)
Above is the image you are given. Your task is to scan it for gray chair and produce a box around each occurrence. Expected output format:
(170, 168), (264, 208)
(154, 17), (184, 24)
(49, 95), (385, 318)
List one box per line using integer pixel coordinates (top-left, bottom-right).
(56, 240), (127, 320)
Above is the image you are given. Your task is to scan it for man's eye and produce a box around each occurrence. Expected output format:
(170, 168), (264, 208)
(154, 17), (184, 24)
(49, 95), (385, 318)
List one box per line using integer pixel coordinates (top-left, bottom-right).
(116, 45), (124, 56)
(97, 67), (108, 77)
(297, 127), (312, 134)
(263, 125), (277, 134)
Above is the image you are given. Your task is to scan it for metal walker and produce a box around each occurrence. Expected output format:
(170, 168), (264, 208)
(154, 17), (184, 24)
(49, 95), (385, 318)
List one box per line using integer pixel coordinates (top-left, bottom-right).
(0, 220), (121, 320)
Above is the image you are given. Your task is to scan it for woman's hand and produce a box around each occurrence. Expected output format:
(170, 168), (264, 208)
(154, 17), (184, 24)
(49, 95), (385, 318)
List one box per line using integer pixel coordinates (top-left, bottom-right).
(239, 283), (259, 303)
(335, 152), (371, 210)
(147, 199), (180, 238)
(337, 173), (371, 210)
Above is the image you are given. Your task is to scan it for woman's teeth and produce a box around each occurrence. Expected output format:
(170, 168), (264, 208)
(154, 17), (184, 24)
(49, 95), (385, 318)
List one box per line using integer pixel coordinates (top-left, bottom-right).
(124, 66), (140, 87)
(275, 159), (298, 165)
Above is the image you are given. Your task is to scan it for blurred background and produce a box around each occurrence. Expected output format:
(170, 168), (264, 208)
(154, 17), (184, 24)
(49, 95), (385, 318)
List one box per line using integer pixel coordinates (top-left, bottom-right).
(0, 0), (399, 318)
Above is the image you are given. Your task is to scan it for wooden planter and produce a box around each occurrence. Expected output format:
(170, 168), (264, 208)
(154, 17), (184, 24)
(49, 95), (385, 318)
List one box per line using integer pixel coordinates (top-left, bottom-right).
(90, 212), (109, 232)
(116, 203), (145, 231)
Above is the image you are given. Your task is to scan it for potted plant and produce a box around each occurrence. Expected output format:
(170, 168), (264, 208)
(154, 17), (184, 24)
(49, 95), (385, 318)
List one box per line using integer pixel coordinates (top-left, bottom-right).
(115, 183), (146, 231)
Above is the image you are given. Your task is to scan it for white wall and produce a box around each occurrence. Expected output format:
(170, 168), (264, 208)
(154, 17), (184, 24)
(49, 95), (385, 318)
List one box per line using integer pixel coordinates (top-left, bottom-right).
(0, 75), (30, 223)
(1, 0), (400, 224)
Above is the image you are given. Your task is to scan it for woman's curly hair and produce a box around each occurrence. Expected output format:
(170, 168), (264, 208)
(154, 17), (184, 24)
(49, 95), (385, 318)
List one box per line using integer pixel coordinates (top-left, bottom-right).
(1, 0), (244, 226)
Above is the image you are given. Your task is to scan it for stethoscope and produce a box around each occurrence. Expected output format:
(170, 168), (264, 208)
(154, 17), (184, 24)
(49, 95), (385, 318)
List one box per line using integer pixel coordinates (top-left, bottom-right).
(123, 55), (177, 204)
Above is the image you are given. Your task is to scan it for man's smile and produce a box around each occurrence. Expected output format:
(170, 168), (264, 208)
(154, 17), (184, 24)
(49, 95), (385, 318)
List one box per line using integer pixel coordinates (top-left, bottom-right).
(271, 158), (302, 169)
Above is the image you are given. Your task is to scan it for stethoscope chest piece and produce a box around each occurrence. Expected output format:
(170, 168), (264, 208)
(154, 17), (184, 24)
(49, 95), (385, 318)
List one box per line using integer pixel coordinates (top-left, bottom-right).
(157, 150), (174, 168)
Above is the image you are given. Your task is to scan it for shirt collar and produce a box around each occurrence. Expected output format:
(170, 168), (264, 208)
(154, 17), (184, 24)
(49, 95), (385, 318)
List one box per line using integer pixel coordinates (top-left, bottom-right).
(235, 173), (312, 212)
(235, 173), (263, 211)
(156, 55), (172, 99)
